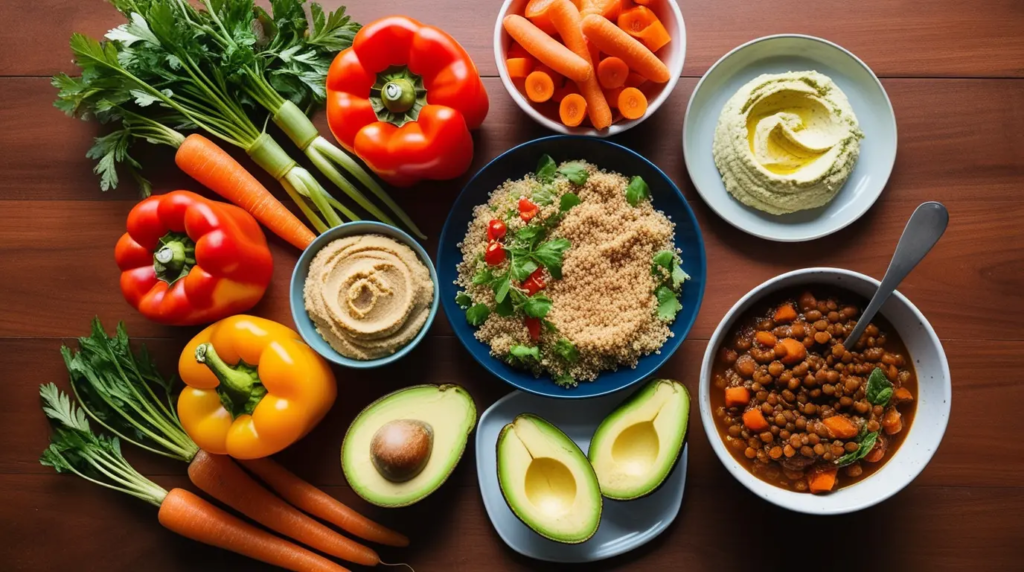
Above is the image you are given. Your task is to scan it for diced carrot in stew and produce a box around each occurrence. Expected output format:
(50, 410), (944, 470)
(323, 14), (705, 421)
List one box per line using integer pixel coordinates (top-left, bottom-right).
(777, 337), (806, 365)
(724, 387), (750, 407)
(882, 407), (903, 435)
(742, 408), (769, 431)
(773, 303), (798, 323)
(755, 331), (777, 347)
(807, 466), (838, 494)
(865, 434), (888, 463)
(822, 415), (860, 439)
(893, 386), (914, 404)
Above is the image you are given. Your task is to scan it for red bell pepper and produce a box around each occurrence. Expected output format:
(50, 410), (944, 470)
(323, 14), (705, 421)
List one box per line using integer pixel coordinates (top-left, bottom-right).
(115, 191), (274, 326)
(325, 16), (489, 187)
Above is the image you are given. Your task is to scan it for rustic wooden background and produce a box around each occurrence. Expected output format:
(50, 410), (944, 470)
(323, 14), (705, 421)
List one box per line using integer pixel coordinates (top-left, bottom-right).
(2, 0), (1023, 570)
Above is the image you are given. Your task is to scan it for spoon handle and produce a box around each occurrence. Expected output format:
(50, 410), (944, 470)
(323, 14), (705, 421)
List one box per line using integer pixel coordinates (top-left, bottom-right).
(845, 202), (949, 347)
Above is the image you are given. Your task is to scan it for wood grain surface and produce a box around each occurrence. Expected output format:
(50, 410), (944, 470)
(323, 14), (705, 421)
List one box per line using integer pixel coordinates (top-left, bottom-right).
(1, 1), (1022, 571)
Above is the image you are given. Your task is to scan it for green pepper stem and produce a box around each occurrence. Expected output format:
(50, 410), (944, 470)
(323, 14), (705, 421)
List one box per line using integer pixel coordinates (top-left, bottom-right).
(153, 233), (196, 284)
(195, 343), (259, 410)
(381, 79), (416, 113)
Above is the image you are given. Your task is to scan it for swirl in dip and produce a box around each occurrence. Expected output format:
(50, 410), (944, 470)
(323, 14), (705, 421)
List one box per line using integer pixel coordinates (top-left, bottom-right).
(712, 71), (863, 215)
(304, 234), (434, 360)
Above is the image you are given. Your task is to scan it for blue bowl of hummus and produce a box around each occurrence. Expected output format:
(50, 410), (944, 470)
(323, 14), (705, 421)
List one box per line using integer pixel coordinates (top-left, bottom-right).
(290, 221), (439, 369)
(437, 135), (707, 399)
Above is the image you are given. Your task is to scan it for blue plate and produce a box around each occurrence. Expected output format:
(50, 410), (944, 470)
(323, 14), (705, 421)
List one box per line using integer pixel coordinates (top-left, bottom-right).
(290, 221), (439, 369)
(437, 136), (706, 398)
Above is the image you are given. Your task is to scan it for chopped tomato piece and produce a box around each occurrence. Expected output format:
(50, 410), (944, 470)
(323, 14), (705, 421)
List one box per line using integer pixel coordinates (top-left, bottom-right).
(522, 268), (546, 296)
(485, 241), (506, 266)
(525, 317), (541, 341)
(518, 198), (540, 222)
(487, 219), (507, 241)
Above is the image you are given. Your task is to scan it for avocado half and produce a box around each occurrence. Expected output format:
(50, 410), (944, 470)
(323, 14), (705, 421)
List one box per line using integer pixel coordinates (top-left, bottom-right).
(588, 379), (690, 500)
(341, 384), (477, 508)
(496, 414), (602, 544)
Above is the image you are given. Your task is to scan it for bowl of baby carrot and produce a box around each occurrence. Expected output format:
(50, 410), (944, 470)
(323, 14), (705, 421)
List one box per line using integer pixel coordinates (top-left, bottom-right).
(495, 0), (685, 137)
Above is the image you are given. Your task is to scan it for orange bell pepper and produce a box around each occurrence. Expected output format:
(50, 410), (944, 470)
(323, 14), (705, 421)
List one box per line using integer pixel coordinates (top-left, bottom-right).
(177, 315), (336, 459)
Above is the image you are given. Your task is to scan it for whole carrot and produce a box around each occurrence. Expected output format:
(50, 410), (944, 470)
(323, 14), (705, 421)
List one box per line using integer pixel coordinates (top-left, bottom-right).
(175, 134), (316, 250)
(189, 451), (381, 566)
(241, 457), (410, 548)
(503, 15), (593, 82)
(548, 0), (612, 129)
(581, 14), (672, 83)
(159, 489), (349, 572)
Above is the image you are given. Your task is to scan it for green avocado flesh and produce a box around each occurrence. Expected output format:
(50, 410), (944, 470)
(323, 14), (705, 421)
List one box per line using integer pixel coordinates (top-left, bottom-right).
(497, 414), (602, 544)
(589, 379), (690, 500)
(341, 385), (477, 507)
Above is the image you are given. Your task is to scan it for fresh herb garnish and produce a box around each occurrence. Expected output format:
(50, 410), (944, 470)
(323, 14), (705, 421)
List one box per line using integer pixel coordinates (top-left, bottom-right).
(455, 292), (472, 308)
(835, 430), (878, 467)
(557, 162), (589, 185)
(494, 274), (511, 303)
(508, 344), (540, 362)
(559, 192), (581, 211)
(495, 295), (515, 317)
(625, 176), (650, 207)
(536, 154), (557, 182)
(522, 295), (553, 319)
(510, 254), (540, 281)
(656, 285), (683, 321)
(532, 238), (571, 279)
(472, 268), (495, 285)
(466, 304), (490, 326)
(866, 367), (894, 406)
(554, 372), (576, 387)
(531, 184), (556, 206)
(553, 339), (579, 363)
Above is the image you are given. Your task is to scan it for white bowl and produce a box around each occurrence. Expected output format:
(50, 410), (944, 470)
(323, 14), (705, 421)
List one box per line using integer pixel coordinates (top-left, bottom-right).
(699, 268), (950, 514)
(494, 0), (686, 137)
(683, 35), (897, 242)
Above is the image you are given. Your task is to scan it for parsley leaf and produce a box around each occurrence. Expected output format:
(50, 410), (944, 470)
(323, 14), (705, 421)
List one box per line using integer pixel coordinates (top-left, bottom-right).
(495, 295), (515, 317)
(652, 250), (674, 271)
(536, 154), (557, 182)
(559, 192), (581, 211)
(509, 344), (540, 362)
(455, 293), (472, 308)
(553, 339), (579, 363)
(557, 162), (589, 185)
(532, 238), (571, 279)
(531, 184), (556, 206)
(866, 368), (894, 406)
(522, 295), (553, 319)
(493, 274), (511, 303)
(656, 285), (683, 321)
(307, 3), (361, 51)
(466, 303), (490, 326)
(671, 264), (690, 289)
(472, 268), (495, 285)
(625, 176), (650, 206)
(553, 372), (576, 387)
(514, 225), (545, 249)
(511, 254), (540, 282)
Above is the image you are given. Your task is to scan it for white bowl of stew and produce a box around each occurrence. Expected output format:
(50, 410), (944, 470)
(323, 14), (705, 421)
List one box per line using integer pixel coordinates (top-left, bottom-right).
(699, 268), (950, 514)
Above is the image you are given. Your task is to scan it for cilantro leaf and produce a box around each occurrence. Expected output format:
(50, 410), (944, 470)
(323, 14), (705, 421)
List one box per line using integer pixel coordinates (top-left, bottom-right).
(557, 162), (589, 185)
(652, 250), (674, 271)
(625, 176), (650, 206)
(493, 274), (511, 303)
(671, 264), (690, 289)
(559, 192), (581, 211)
(495, 295), (515, 317)
(522, 295), (553, 319)
(553, 339), (579, 363)
(531, 184), (556, 206)
(511, 254), (540, 282)
(509, 344), (540, 362)
(472, 268), (495, 285)
(466, 303), (490, 326)
(455, 293), (472, 308)
(532, 238), (571, 279)
(514, 225), (545, 249)
(656, 285), (683, 321)
(553, 372), (576, 387)
(536, 154), (557, 182)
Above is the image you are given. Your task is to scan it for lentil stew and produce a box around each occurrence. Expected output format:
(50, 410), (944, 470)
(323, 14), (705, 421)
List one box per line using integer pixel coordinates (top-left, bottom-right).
(710, 287), (917, 494)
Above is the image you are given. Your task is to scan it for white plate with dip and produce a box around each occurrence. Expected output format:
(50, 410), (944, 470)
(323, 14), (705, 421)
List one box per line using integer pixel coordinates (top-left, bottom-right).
(476, 388), (688, 563)
(683, 35), (897, 242)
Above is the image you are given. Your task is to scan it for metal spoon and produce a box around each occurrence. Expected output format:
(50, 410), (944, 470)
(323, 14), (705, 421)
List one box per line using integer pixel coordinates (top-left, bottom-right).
(843, 202), (949, 348)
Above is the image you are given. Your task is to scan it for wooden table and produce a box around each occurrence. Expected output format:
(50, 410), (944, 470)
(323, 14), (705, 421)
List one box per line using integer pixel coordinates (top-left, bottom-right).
(2, 1), (1022, 570)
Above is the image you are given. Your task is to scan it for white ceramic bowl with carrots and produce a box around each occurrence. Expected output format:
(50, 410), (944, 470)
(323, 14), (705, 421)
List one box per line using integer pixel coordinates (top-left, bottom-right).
(494, 0), (685, 137)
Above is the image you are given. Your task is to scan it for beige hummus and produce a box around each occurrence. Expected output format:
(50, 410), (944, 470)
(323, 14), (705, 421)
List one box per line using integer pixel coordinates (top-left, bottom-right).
(304, 234), (433, 360)
(712, 71), (863, 215)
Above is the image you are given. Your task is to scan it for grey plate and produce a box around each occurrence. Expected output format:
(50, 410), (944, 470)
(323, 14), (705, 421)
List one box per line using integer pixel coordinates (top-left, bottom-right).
(683, 35), (898, 242)
(475, 389), (687, 563)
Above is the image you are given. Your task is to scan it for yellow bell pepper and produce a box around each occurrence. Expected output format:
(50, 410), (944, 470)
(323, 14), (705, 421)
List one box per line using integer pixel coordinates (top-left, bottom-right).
(177, 315), (336, 459)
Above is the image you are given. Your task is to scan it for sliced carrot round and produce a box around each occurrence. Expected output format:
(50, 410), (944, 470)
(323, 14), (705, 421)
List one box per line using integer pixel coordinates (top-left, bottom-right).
(559, 93), (588, 127)
(525, 71), (556, 102)
(618, 87), (648, 120)
(597, 56), (628, 89)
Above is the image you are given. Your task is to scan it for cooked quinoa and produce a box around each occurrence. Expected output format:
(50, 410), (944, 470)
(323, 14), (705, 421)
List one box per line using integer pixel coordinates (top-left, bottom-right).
(455, 159), (685, 386)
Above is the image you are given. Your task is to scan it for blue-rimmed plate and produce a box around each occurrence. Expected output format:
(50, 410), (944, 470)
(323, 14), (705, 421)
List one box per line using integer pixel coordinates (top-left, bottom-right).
(476, 388), (688, 562)
(437, 136), (706, 398)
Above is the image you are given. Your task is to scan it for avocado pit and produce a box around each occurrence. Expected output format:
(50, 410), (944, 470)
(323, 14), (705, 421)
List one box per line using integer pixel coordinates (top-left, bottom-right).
(370, 419), (433, 482)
